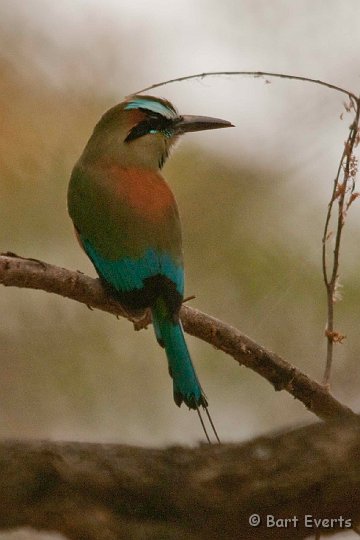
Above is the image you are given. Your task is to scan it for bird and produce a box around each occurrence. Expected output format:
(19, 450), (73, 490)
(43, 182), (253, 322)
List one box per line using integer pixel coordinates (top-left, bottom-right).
(67, 94), (233, 443)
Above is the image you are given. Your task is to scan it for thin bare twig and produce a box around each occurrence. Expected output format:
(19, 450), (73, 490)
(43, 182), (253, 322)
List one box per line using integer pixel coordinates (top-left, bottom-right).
(135, 70), (360, 388)
(134, 71), (358, 102)
(322, 99), (360, 386)
(0, 254), (357, 423)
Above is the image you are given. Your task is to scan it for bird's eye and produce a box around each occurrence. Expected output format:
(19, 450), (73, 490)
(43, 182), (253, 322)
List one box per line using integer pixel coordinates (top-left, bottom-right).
(125, 110), (174, 143)
(125, 120), (153, 142)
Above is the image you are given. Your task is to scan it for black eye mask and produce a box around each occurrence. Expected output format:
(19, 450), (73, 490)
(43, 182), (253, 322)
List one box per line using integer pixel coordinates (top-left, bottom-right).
(125, 108), (174, 142)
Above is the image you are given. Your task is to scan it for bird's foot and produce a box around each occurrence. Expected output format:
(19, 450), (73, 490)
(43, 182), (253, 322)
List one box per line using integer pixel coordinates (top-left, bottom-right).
(125, 307), (151, 331)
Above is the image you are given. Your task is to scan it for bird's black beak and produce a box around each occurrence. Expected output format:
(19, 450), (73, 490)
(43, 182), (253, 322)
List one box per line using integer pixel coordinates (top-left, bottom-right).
(174, 115), (234, 134)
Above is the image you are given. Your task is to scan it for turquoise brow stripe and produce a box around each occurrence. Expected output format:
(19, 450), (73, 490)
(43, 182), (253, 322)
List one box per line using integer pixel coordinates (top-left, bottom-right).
(125, 98), (177, 119)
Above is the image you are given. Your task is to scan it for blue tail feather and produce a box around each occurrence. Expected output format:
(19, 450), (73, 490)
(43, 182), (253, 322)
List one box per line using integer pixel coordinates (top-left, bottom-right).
(152, 301), (207, 409)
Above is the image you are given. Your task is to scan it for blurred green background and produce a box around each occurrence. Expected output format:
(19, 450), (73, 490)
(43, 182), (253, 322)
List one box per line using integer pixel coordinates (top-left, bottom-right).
(1, 0), (360, 453)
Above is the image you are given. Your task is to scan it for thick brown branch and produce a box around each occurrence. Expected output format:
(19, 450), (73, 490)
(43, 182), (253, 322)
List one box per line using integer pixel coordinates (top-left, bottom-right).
(1, 420), (360, 539)
(0, 253), (357, 423)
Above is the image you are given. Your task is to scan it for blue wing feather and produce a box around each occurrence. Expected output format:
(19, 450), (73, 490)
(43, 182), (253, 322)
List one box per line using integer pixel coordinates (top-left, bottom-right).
(82, 238), (184, 295)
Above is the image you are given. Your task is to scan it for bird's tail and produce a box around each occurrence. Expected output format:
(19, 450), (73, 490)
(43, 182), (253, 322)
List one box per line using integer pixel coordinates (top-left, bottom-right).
(152, 299), (221, 444)
(152, 299), (207, 410)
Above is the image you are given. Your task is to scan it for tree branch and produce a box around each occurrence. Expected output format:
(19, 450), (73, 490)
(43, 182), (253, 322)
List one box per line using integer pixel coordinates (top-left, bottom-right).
(322, 99), (360, 385)
(1, 420), (360, 539)
(134, 71), (358, 101)
(0, 253), (357, 422)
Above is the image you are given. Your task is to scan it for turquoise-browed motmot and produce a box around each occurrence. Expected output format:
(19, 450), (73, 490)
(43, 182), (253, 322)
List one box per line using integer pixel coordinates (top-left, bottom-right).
(68, 95), (232, 442)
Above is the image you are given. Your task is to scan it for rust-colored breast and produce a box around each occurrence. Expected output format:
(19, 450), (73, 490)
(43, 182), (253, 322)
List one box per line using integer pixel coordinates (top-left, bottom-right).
(110, 166), (176, 222)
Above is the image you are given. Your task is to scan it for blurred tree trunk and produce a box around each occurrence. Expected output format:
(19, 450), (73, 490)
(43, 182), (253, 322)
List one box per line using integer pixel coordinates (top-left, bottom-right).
(0, 419), (359, 539)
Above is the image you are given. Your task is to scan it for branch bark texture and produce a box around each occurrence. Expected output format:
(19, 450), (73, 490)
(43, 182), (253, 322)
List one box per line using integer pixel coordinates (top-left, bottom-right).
(0, 254), (357, 423)
(1, 420), (360, 539)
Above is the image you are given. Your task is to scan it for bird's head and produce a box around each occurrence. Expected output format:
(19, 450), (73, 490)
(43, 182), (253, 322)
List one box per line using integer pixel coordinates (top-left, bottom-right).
(83, 95), (233, 170)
